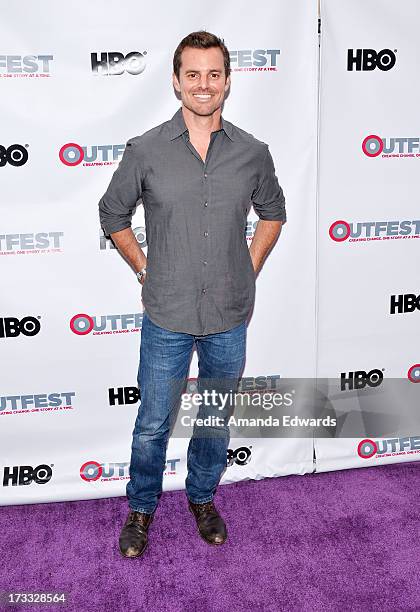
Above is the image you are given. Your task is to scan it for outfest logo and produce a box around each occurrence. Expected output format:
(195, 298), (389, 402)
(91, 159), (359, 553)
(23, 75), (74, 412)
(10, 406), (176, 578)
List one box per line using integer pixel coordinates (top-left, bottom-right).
(80, 458), (180, 482)
(0, 392), (76, 416)
(184, 374), (282, 395)
(70, 312), (143, 336)
(407, 364), (420, 383)
(357, 436), (420, 459)
(0, 54), (53, 78)
(246, 219), (258, 242)
(362, 134), (420, 158)
(59, 143), (125, 167)
(229, 49), (281, 72)
(329, 219), (420, 243)
(0, 232), (64, 255)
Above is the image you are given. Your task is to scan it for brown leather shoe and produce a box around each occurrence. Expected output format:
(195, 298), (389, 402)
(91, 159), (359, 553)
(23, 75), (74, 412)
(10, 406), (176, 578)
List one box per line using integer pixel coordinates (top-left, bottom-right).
(119, 510), (154, 558)
(188, 500), (227, 545)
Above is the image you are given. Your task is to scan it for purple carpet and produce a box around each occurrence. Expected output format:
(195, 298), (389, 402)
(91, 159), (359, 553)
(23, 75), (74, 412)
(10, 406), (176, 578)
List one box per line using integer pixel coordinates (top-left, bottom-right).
(1, 462), (419, 612)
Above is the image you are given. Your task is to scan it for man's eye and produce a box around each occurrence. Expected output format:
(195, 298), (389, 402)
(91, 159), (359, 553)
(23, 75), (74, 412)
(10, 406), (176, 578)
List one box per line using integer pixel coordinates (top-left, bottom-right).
(211, 73), (219, 78)
(189, 73), (197, 78)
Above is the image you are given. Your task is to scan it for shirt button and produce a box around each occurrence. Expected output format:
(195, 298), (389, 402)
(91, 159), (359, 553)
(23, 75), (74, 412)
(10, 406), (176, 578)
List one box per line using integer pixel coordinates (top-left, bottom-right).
(204, 201), (208, 207)
(204, 173), (208, 179)
(203, 231), (208, 237)
(203, 260), (208, 265)
(202, 288), (207, 294)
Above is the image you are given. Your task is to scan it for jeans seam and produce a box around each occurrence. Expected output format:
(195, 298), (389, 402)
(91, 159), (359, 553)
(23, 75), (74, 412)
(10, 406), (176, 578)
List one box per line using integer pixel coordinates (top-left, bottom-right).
(187, 495), (213, 504)
(129, 504), (155, 514)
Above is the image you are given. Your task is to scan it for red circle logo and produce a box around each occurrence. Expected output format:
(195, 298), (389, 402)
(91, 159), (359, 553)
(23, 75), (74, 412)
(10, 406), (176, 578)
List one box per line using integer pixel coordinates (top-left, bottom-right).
(362, 135), (383, 157)
(357, 439), (378, 459)
(59, 142), (84, 166)
(70, 313), (94, 335)
(80, 461), (102, 481)
(407, 364), (420, 383)
(329, 220), (351, 242)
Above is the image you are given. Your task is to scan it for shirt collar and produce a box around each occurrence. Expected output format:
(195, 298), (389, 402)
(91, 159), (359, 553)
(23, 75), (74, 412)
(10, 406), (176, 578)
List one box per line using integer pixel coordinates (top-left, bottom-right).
(169, 107), (234, 141)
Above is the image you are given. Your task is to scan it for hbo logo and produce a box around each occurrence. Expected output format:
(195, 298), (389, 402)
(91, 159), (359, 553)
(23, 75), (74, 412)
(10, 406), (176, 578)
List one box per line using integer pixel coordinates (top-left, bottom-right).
(227, 447), (252, 467)
(0, 144), (28, 167)
(341, 369), (383, 391)
(0, 316), (40, 339)
(347, 49), (396, 71)
(3, 464), (52, 486)
(108, 387), (140, 405)
(390, 294), (420, 314)
(91, 52), (147, 76)
(100, 226), (146, 250)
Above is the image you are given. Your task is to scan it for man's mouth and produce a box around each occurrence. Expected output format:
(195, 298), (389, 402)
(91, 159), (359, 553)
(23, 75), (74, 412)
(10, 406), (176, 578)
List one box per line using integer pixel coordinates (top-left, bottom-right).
(192, 94), (212, 100)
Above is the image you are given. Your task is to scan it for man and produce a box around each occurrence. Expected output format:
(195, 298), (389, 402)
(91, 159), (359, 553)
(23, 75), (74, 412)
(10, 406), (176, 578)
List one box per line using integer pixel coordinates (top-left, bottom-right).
(99, 31), (286, 558)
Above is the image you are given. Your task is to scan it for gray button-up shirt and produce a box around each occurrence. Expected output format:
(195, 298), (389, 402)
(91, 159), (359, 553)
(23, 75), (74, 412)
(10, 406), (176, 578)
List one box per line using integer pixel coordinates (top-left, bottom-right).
(99, 108), (286, 335)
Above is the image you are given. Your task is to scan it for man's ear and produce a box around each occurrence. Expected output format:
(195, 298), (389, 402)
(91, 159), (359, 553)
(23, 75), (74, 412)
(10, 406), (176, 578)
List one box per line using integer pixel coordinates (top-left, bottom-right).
(225, 74), (231, 92)
(172, 72), (181, 93)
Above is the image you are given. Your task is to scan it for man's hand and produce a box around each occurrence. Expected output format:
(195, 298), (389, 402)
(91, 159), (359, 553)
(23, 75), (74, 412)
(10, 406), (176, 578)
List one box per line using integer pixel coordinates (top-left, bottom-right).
(109, 227), (147, 279)
(249, 219), (283, 276)
(137, 270), (147, 286)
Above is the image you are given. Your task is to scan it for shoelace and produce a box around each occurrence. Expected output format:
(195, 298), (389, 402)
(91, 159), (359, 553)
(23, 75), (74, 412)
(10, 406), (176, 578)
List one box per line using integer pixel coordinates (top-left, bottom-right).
(192, 502), (216, 515)
(127, 511), (152, 528)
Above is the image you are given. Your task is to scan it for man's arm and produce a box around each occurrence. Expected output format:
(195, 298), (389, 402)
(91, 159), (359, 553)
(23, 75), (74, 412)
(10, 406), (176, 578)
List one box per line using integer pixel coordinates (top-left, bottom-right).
(250, 145), (286, 274)
(249, 220), (283, 275)
(110, 228), (147, 284)
(98, 139), (146, 280)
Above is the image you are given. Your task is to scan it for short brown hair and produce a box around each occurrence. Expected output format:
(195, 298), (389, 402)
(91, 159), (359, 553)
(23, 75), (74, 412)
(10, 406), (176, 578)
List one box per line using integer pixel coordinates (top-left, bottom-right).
(173, 30), (231, 80)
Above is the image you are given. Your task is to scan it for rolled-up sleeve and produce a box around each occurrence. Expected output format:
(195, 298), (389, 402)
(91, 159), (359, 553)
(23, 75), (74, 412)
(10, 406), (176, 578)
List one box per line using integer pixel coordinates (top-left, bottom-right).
(251, 145), (286, 223)
(98, 139), (142, 235)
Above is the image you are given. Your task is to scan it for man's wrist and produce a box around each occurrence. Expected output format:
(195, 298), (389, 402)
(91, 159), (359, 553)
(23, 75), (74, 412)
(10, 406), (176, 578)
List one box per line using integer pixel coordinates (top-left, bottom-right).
(136, 267), (147, 282)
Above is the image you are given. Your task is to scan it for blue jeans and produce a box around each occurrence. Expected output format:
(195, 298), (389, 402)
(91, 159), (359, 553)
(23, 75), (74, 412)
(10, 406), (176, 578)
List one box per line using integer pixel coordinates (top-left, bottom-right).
(126, 311), (247, 514)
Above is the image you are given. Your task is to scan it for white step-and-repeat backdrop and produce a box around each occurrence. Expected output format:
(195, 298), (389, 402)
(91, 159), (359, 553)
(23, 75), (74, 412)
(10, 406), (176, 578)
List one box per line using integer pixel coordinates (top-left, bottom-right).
(1, 0), (318, 505)
(316, 0), (420, 471)
(2, 0), (418, 506)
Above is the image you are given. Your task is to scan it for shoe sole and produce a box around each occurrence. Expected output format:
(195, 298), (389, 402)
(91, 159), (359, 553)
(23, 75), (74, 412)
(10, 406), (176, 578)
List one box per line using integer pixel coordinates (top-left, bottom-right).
(188, 507), (227, 546)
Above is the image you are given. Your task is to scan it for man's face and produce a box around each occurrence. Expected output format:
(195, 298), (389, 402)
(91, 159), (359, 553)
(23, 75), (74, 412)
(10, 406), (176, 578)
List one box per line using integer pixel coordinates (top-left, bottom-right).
(173, 46), (230, 117)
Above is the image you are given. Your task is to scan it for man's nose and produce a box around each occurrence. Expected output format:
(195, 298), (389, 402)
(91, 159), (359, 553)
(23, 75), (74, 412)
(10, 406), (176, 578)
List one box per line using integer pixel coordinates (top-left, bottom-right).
(198, 74), (210, 89)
